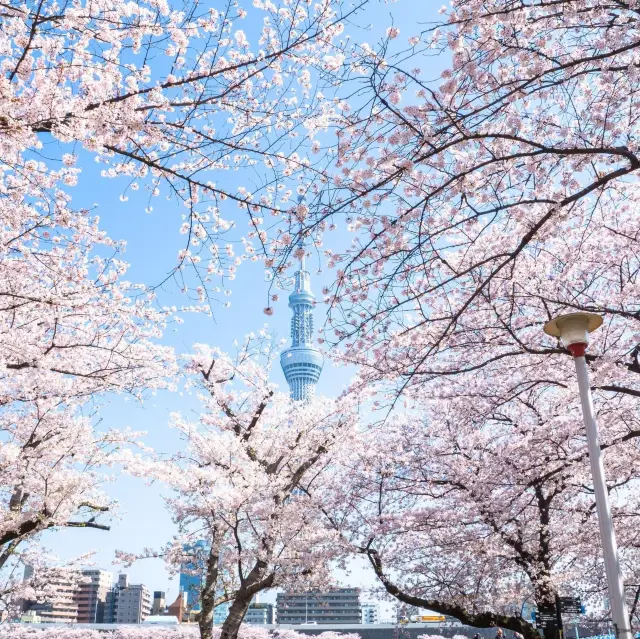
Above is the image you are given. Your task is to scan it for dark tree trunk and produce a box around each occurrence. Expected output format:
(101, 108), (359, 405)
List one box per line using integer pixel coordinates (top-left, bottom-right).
(220, 589), (255, 639)
(533, 573), (559, 639)
(219, 560), (275, 639)
(364, 547), (542, 639)
(199, 539), (220, 639)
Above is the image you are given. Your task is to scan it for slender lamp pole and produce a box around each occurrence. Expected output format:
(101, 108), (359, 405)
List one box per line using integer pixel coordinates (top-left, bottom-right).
(544, 312), (631, 639)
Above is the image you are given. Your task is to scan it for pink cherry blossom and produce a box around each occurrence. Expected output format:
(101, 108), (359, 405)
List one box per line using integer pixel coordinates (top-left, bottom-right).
(121, 336), (365, 639)
(278, 0), (640, 633)
(1, 0), (368, 292)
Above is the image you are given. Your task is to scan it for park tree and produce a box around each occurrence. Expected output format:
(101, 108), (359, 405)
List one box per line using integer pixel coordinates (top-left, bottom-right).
(275, 0), (640, 404)
(324, 352), (640, 638)
(267, 3), (640, 626)
(0, 186), (177, 610)
(0, 0), (372, 615)
(0, 0), (370, 298)
(0, 0), (378, 620)
(121, 334), (363, 639)
(0, 79), (176, 601)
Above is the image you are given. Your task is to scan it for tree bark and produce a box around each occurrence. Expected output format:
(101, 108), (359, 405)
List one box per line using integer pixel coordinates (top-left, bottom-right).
(219, 560), (275, 639)
(199, 537), (221, 639)
(364, 548), (541, 639)
(220, 589), (255, 639)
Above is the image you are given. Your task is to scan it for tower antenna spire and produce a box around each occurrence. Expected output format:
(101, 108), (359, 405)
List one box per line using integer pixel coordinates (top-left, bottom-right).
(280, 195), (323, 401)
(297, 194), (306, 271)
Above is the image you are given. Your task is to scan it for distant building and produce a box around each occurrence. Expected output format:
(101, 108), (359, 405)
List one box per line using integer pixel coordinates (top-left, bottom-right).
(179, 571), (201, 611)
(24, 570), (79, 623)
(152, 591), (166, 616)
(105, 574), (151, 624)
(167, 591), (188, 623)
(76, 570), (112, 623)
(214, 601), (231, 624)
(179, 540), (208, 612)
(361, 603), (379, 624)
(276, 589), (361, 624)
(245, 603), (274, 625)
(21, 610), (41, 623)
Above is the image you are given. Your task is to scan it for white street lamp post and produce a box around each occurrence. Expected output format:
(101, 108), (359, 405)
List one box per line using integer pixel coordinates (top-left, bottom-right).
(544, 312), (631, 639)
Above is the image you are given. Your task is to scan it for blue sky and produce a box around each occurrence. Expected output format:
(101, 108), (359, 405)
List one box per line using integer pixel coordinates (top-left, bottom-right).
(38, 0), (448, 612)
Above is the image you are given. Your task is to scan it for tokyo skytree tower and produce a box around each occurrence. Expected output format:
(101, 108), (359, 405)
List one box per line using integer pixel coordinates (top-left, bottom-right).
(280, 230), (324, 401)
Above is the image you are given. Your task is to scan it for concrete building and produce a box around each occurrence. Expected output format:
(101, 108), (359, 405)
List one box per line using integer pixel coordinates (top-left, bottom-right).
(152, 591), (166, 616)
(245, 603), (274, 624)
(76, 570), (112, 623)
(21, 610), (42, 623)
(361, 603), (380, 624)
(277, 589), (361, 625)
(25, 571), (79, 623)
(280, 216), (324, 402)
(167, 591), (187, 623)
(179, 539), (208, 613)
(105, 574), (151, 624)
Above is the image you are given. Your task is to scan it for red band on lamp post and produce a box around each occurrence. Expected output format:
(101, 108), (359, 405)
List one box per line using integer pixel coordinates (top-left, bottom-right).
(567, 342), (587, 358)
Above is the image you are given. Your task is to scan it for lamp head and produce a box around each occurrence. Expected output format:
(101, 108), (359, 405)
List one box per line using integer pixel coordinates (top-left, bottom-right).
(543, 312), (603, 357)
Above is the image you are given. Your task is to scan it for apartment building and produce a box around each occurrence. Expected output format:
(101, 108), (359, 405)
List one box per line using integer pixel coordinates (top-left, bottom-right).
(276, 589), (361, 624)
(76, 570), (112, 623)
(105, 574), (152, 624)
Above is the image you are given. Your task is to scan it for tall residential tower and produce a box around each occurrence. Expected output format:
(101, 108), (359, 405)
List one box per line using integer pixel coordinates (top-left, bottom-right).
(280, 237), (323, 401)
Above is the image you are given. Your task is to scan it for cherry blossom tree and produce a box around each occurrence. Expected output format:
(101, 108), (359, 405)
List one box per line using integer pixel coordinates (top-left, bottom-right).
(266, 6), (640, 625)
(0, 0), (375, 621)
(0, 552), (94, 621)
(1, 0), (370, 298)
(0, 151), (177, 610)
(261, 0), (640, 408)
(324, 351), (640, 638)
(122, 334), (363, 639)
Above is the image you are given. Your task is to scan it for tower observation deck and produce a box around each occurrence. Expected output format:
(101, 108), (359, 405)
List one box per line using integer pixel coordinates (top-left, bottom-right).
(280, 240), (323, 401)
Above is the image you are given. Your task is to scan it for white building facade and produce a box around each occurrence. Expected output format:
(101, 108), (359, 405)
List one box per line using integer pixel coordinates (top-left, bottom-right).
(361, 603), (380, 624)
(105, 574), (152, 624)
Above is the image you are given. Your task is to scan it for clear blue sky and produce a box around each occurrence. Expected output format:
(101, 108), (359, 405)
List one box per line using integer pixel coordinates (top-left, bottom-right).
(39, 0), (447, 611)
